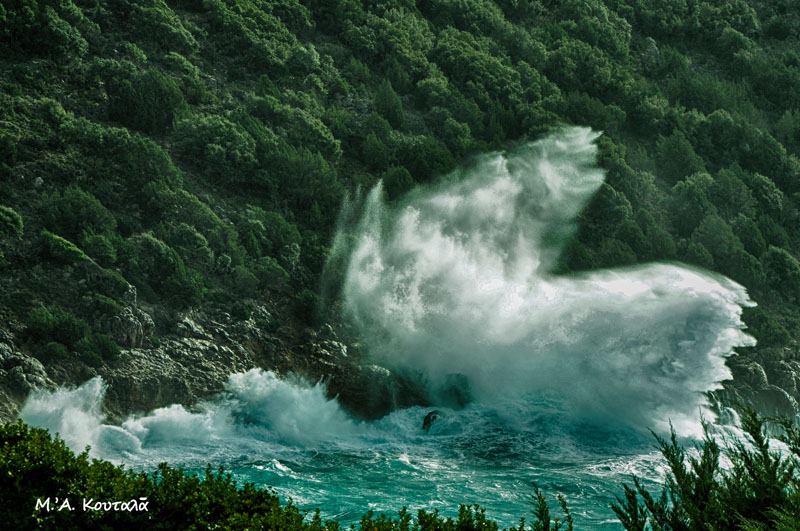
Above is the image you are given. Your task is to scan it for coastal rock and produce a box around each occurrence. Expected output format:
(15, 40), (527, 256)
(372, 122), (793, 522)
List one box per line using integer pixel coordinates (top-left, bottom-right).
(730, 359), (769, 389)
(767, 361), (800, 397)
(755, 385), (798, 417)
(101, 335), (254, 418)
(326, 363), (429, 419)
(107, 306), (155, 348)
(177, 315), (210, 340)
(0, 342), (55, 398)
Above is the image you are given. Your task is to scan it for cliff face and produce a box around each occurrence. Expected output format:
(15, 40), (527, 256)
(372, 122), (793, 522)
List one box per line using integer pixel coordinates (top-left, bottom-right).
(3, 0), (800, 422)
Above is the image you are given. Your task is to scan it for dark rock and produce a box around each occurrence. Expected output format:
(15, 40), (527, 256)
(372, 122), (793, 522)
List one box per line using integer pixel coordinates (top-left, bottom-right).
(755, 385), (798, 417)
(422, 410), (442, 432)
(107, 306), (155, 348)
(730, 359), (769, 389)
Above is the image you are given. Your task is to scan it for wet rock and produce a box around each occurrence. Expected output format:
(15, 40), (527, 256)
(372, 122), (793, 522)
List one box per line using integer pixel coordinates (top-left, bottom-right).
(327, 364), (429, 420)
(768, 361), (800, 397)
(422, 410), (442, 432)
(177, 315), (210, 340)
(107, 306), (154, 348)
(755, 385), (798, 417)
(730, 359), (769, 389)
(101, 335), (255, 418)
(0, 342), (55, 397)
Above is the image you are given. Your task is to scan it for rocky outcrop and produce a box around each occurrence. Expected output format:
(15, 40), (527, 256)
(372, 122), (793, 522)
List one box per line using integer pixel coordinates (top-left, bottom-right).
(101, 335), (254, 419)
(721, 352), (800, 418)
(105, 306), (155, 348)
(0, 299), (431, 424)
(0, 340), (56, 419)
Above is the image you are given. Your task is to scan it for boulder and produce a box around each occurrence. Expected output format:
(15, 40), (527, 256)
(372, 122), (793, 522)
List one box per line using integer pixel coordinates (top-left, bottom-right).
(107, 306), (154, 348)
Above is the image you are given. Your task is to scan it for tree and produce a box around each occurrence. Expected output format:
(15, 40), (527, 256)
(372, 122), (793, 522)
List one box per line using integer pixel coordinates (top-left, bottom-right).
(655, 130), (705, 185)
(669, 173), (716, 237)
(374, 79), (404, 129)
(763, 246), (800, 300)
(41, 186), (116, 242)
(107, 70), (187, 134)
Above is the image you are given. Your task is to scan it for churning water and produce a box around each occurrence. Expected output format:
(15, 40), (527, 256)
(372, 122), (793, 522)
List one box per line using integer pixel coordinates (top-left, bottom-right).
(21, 127), (754, 527)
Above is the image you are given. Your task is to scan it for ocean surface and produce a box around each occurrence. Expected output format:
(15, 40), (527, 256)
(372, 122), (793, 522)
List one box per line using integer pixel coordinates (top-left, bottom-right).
(22, 371), (671, 528)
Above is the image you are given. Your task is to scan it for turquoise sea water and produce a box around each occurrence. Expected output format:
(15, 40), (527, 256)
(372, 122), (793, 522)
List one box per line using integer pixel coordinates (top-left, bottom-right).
(21, 374), (667, 528)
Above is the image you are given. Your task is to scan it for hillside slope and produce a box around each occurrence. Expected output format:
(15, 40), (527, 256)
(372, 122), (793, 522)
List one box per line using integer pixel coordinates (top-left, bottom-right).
(2, 0), (800, 419)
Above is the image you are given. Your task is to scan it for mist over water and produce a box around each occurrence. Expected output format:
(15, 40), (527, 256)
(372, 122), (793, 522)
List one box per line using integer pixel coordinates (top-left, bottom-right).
(343, 126), (754, 434)
(20, 127), (755, 526)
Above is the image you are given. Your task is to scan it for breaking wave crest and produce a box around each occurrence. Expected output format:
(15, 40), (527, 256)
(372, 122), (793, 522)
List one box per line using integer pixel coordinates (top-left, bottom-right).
(342, 126), (754, 434)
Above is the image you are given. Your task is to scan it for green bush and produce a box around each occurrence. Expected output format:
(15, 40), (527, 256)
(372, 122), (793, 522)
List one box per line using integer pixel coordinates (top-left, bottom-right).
(254, 256), (290, 291)
(130, 1), (198, 54)
(121, 233), (203, 309)
(174, 115), (258, 178)
(40, 230), (89, 264)
(41, 186), (116, 242)
(2, 0), (95, 59)
(0, 205), (23, 240)
(25, 305), (90, 349)
(40, 341), (69, 361)
(763, 246), (800, 300)
(77, 333), (120, 362)
(613, 411), (800, 530)
(80, 233), (117, 266)
(157, 222), (214, 272)
(108, 70), (187, 134)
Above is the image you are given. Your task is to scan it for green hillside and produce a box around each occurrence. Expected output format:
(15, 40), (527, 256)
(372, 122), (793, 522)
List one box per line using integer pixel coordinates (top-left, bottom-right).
(2, 0), (800, 416)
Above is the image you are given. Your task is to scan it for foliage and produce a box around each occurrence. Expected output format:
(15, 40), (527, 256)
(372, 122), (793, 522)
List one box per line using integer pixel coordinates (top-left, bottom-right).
(0, 205), (24, 241)
(613, 411), (800, 530)
(107, 69), (187, 134)
(40, 230), (89, 264)
(2, 0), (800, 410)
(121, 233), (203, 309)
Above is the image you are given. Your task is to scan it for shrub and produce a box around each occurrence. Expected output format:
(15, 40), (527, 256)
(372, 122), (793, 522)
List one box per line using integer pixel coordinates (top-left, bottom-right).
(81, 233), (117, 266)
(613, 411), (800, 530)
(2, 0), (95, 59)
(157, 222), (214, 272)
(26, 305), (90, 349)
(382, 166), (415, 201)
(254, 256), (289, 291)
(108, 70), (187, 134)
(294, 288), (320, 326)
(40, 230), (88, 264)
(41, 186), (116, 242)
(0, 205), (23, 240)
(228, 265), (259, 296)
(121, 233), (203, 309)
(77, 333), (120, 362)
(763, 246), (800, 299)
(130, 1), (197, 54)
(174, 115), (257, 178)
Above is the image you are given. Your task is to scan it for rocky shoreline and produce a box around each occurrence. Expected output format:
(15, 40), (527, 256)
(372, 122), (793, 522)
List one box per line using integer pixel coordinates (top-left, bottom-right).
(2, 289), (799, 426)
(0, 289), (431, 425)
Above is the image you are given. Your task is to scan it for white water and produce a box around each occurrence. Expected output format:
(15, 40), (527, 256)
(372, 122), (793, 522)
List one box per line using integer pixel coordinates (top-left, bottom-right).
(20, 127), (756, 526)
(343, 126), (753, 435)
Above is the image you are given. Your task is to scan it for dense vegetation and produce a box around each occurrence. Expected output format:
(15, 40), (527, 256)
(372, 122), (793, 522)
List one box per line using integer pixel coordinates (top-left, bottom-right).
(6, 412), (800, 529)
(2, 0), (800, 376)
